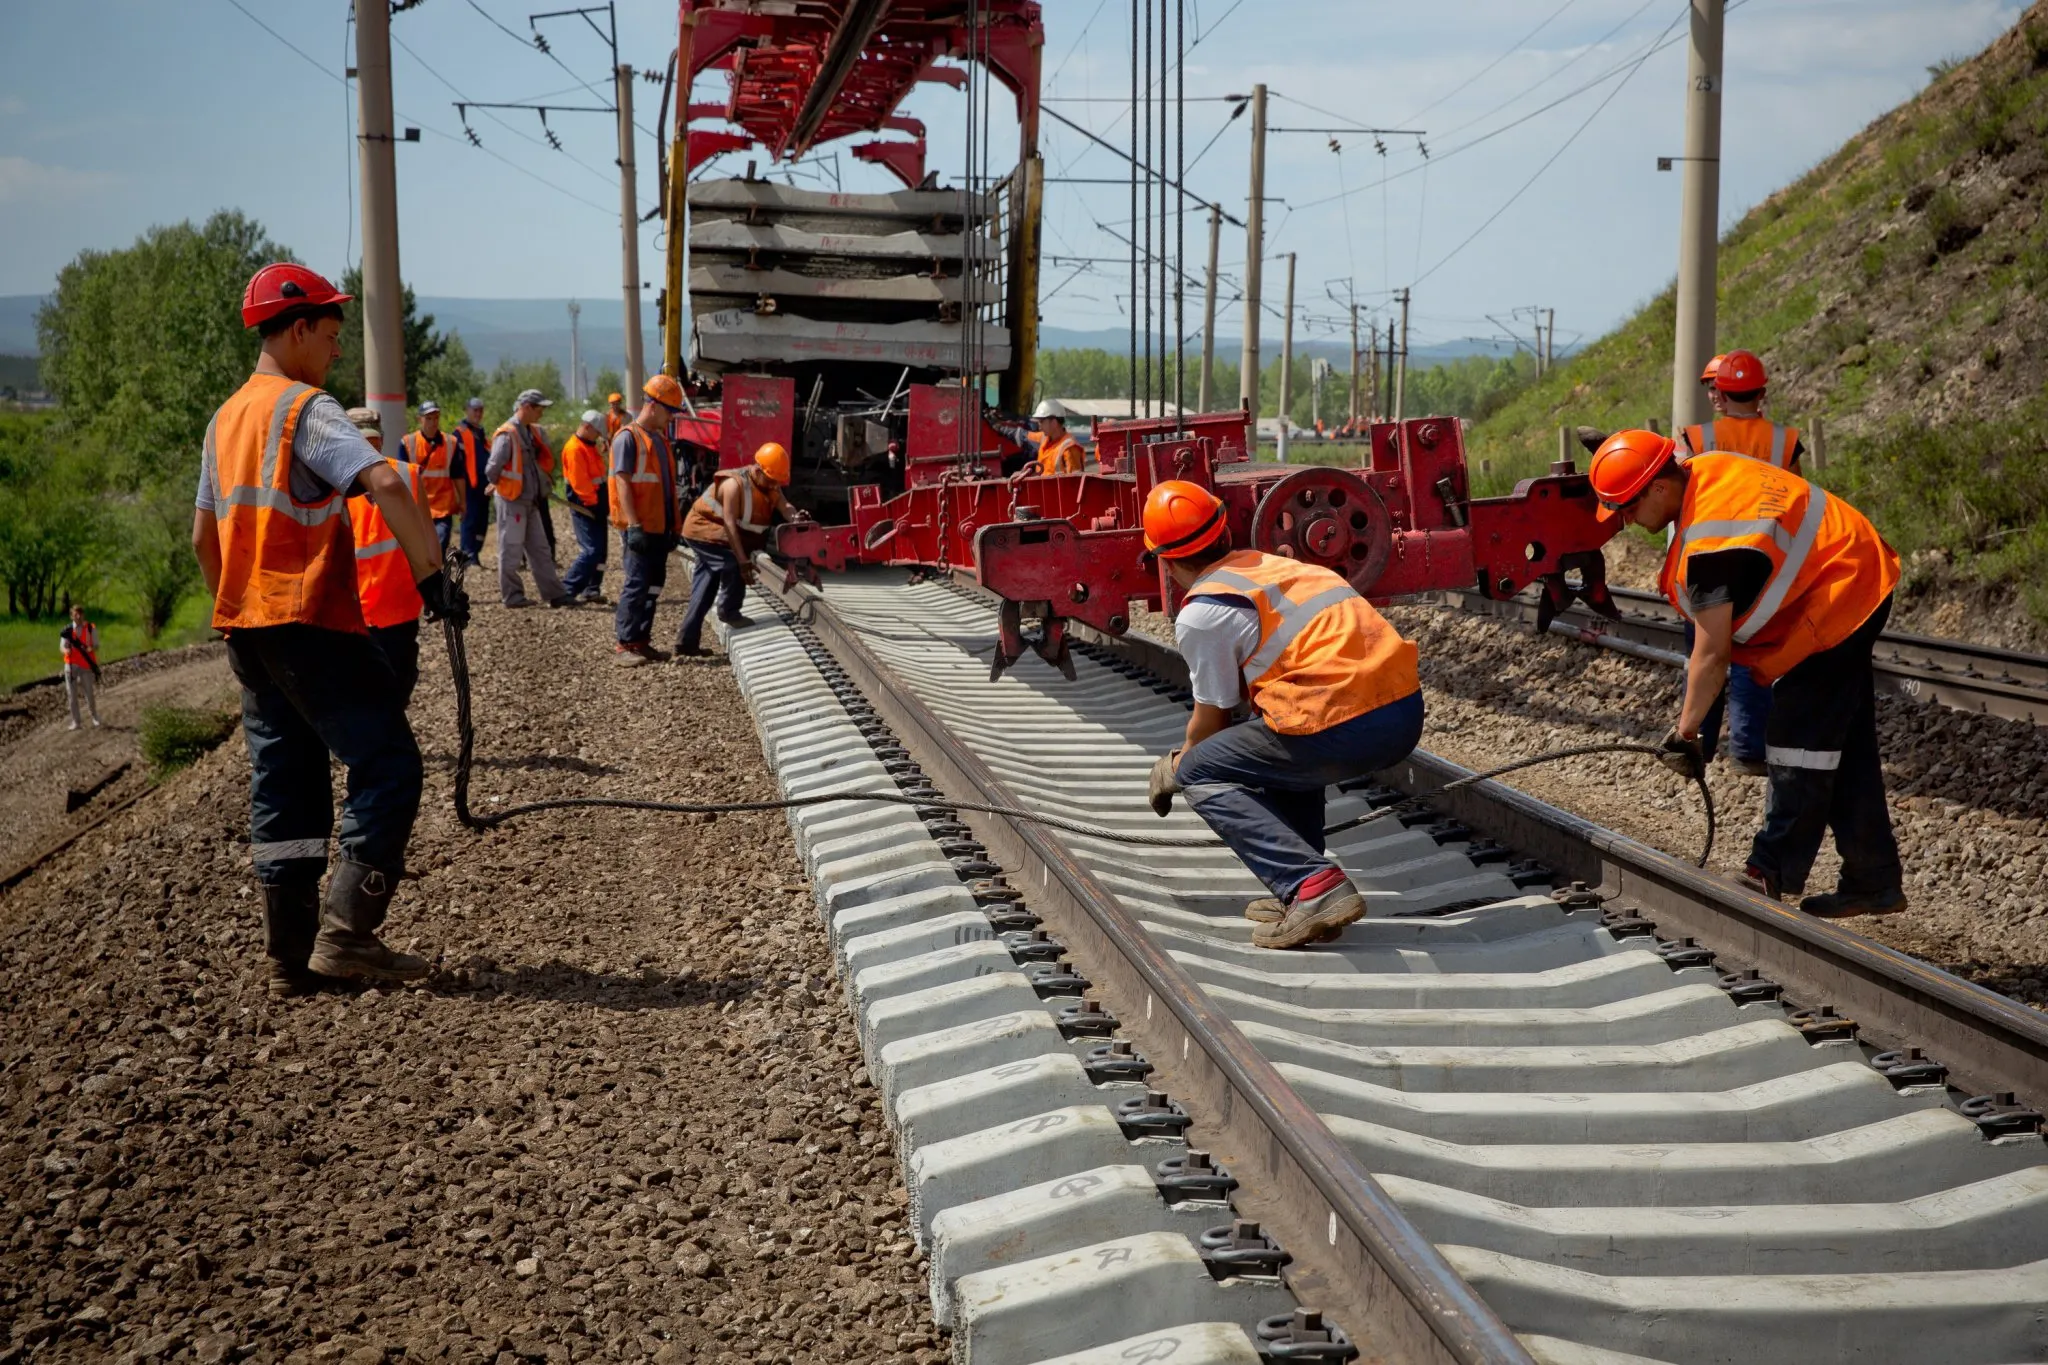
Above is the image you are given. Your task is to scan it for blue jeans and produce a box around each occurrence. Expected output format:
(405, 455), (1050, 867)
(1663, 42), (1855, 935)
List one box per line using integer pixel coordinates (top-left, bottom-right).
(615, 533), (673, 646)
(459, 481), (491, 562)
(1178, 690), (1425, 902)
(225, 625), (422, 888)
(562, 495), (609, 597)
(1684, 621), (1771, 763)
(676, 539), (746, 652)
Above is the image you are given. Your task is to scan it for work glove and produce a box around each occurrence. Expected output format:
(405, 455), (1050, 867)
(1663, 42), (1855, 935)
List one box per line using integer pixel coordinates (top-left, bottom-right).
(418, 570), (471, 629)
(1148, 749), (1183, 818)
(1658, 727), (1705, 782)
(625, 527), (651, 556)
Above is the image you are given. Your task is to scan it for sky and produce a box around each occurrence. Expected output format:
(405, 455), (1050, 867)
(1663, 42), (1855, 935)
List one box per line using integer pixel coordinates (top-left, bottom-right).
(0, 0), (2026, 357)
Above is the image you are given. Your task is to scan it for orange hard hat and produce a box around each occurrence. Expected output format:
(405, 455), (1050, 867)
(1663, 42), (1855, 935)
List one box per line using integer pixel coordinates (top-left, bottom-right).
(608, 392), (624, 404)
(1142, 479), (1227, 558)
(1700, 353), (1726, 384)
(241, 262), (351, 328)
(1589, 430), (1679, 508)
(1714, 349), (1766, 392)
(643, 374), (684, 411)
(754, 441), (792, 486)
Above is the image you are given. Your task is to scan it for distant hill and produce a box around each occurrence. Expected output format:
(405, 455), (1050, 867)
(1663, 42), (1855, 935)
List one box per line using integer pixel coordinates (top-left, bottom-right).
(0, 297), (40, 355)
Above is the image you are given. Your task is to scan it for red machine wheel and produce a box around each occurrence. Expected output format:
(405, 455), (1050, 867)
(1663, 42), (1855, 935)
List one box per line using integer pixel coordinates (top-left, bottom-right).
(1248, 467), (1393, 594)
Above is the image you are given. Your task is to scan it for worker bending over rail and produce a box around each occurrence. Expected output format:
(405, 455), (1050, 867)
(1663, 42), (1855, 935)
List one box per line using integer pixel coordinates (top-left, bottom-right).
(192, 264), (468, 997)
(1591, 430), (1905, 919)
(1143, 480), (1424, 950)
(674, 439), (810, 659)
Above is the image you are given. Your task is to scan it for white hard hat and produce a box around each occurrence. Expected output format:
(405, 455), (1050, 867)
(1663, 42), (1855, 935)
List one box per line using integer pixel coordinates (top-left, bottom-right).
(1031, 399), (1068, 421)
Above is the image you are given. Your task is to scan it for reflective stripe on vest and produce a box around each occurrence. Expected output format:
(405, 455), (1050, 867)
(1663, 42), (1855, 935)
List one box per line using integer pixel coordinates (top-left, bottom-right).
(206, 375), (365, 633)
(1692, 418), (1797, 469)
(349, 457), (423, 629)
(697, 470), (773, 532)
(611, 426), (676, 533)
(493, 421), (532, 499)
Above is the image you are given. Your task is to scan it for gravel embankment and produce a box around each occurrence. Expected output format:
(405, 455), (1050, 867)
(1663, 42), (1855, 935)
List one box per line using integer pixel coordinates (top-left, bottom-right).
(1383, 604), (2048, 1010)
(0, 570), (941, 1363)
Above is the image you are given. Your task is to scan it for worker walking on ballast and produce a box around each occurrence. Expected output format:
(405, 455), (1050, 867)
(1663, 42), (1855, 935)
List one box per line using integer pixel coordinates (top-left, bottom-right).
(673, 439), (810, 658)
(193, 264), (468, 997)
(1591, 430), (1905, 918)
(1141, 480), (1424, 950)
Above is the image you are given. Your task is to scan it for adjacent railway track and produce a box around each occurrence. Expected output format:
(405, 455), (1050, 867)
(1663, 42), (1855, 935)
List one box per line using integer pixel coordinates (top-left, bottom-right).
(738, 563), (2048, 1365)
(1428, 584), (2048, 727)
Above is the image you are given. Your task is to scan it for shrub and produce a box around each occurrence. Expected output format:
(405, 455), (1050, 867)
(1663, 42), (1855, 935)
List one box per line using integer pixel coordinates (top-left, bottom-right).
(140, 704), (237, 776)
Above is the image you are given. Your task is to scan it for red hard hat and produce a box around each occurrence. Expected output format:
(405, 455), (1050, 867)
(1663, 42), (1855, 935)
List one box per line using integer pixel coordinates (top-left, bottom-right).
(241, 262), (351, 329)
(1142, 479), (1227, 558)
(1588, 430), (1679, 508)
(1700, 353), (1726, 384)
(1714, 349), (1766, 392)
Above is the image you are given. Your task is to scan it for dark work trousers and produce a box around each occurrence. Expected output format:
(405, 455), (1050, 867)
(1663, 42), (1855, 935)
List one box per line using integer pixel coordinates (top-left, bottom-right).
(225, 624), (423, 889)
(562, 492), (610, 598)
(615, 533), (673, 645)
(368, 618), (422, 711)
(1178, 690), (1426, 903)
(676, 539), (747, 653)
(1684, 621), (1773, 763)
(1750, 595), (1901, 896)
(432, 516), (454, 557)
(459, 481), (491, 562)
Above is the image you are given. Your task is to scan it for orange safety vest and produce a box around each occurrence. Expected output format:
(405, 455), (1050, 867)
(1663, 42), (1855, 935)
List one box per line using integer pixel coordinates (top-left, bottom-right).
(1035, 435), (1085, 476)
(605, 410), (625, 440)
(450, 423), (485, 485)
(348, 458), (425, 629)
(1682, 416), (1800, 470)
(62, 620), (97, 670)
(1659, 454), (1898, 684)
(608, 425), (677, 534)
(491, 421), (553, 499)
(1185, 549), (1420, 735)
(562, 432), (608, 505)
(402, 430), (461, 518)
(684, 466), (782, 545)
(204, 374), (365, 634)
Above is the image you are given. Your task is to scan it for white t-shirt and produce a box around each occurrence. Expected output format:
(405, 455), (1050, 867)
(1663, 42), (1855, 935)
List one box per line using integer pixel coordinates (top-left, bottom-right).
(1173, 597), (1261, 708)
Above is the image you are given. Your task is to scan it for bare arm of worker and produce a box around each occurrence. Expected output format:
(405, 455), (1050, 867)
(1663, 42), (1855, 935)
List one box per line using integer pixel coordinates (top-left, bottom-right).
(1677, 602), (1735, 740)
(1177, 703), (1234, 768)
(718, 478), (754, 580)
(191, 507), (222, 598)
(360, 463), (443, 582)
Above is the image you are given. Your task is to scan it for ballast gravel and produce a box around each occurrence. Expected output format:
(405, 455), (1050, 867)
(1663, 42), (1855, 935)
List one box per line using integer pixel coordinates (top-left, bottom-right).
(0, 572), (944, 1364)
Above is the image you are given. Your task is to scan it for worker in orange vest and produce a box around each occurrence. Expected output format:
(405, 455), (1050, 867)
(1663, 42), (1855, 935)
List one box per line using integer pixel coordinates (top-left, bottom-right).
(1682, 350), (1801, 470)
(1592, 430), (1904, 919)
(400, 400), (460, 555)
(485, 389), (573, 610)
(59, 603), (101, 730)
(560, 409), (611, 604)
(1031, 400), (1086, 474)
(191, 264), (468, 997)
(605, 391), (628, 441)
(346, 407), (431, 706)
(452, 397), (491, 565)
(611, 374), (687, 665)
(674, 439), (810, 658)
(1141, 480), (1425, 950)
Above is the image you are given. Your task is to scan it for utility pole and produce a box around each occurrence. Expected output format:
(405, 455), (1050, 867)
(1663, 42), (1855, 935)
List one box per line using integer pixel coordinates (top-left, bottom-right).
(567, 300), (583, 403)
(1348, 303), (1361, 432)
(1545, 306), (1556, 375)
(1238, 83), (1267, 412)
(1533, 312), (1547, 378)
(1366, 319), (1380, 421)
(355, 0), (406, 440)
(1276, 252), (1296, 461)
(617, 63), (646, 400)
(1393, 286), (1411, 423)
(1671, 0), (1724, 433)
(1198, 203), (1220, 411)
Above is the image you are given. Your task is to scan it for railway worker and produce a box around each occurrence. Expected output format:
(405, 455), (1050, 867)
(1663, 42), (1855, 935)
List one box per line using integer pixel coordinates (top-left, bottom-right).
(59, 603), (101, 730)
(485, 388), (574, 610)
(605, 391), (628, 440)
(400, 401), (461, 554)
(674, 438), (811, 658)
(193, 263), (468, 995)
(560, 409), (611, 604)
(344, 407), (431, 707)
(1682, 350), (1801, 471)
(1698, 353), (1729, 419)
(453, 397), (492, 565)
(1590, 429), (1905, 919)
(1031, 400), (1086, 475)
(1141, 480), (1425, 950)
(611, 374), (687, 666)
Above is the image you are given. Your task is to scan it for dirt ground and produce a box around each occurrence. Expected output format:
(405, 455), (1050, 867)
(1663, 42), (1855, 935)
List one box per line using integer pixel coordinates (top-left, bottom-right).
(0, 548), (942, 1365)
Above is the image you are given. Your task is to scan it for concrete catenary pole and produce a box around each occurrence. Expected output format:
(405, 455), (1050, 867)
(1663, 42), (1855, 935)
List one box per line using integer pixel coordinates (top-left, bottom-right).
(1348, 302), (1361, 430)
(355, 0), (406, 440)
(568, 300), (582, 403)
(617, 64), (646, 400)
(1367, 319), (1379, 421)
(1671, 0), (1724, 432)
(1545, 306), (1556, 375)
(1276, 250), (1296, 460)
(1198, 203), (1220, 411)
(1237, 84), (1267, 412)
(1394, 286), (1411, 423)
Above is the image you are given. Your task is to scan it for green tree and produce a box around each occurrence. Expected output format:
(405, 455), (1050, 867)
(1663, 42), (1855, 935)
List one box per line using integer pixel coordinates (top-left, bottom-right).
(37, 210), (286, 490)
(326, 266), (449, 409)
(0, 450), (104, 618)
(417, 331), (482, 414)
(590, 366), (624, 404)
(117, 487), (203, 639)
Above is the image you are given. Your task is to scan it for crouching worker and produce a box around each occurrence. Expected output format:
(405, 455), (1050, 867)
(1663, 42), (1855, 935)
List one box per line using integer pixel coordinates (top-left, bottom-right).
(1142, 480), (1424, 949)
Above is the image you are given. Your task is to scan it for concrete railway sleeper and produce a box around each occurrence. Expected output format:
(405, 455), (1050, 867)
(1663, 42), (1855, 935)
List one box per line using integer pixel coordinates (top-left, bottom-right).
(736, 564), (2048, 1365)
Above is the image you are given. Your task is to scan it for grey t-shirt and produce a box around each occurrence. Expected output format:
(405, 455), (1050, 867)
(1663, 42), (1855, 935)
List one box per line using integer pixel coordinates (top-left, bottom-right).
(1174, 597), (1261, 709)
(195, 391), (385, 511)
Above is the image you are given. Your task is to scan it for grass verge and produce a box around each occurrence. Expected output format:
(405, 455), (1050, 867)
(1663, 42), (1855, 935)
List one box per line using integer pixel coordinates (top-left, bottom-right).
(139, 704), (237, 777)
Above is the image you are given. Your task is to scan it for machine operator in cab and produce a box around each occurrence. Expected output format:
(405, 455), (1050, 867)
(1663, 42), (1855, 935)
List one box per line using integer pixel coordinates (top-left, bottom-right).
(193, 264), (468, 998)
(1591, 429), (1905, 919)
(1141, 480), (1425, 950)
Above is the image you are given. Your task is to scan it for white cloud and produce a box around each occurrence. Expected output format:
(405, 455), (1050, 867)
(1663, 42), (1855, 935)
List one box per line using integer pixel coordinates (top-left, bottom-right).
(0, 156), (112, 204)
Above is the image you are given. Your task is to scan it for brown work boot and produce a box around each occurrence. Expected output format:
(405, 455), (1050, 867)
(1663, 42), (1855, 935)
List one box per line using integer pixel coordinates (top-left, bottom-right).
(1253, 875), (1366, 950)
(1244, 896), (1285, 924)
(307, 860), (430, 983)
(263, 883), (329, 998)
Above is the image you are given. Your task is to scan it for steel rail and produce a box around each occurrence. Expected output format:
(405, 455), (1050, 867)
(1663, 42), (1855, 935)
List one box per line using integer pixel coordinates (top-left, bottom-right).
(756, 567), (1535, 1365)
(1423, 585), (2048, 727)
